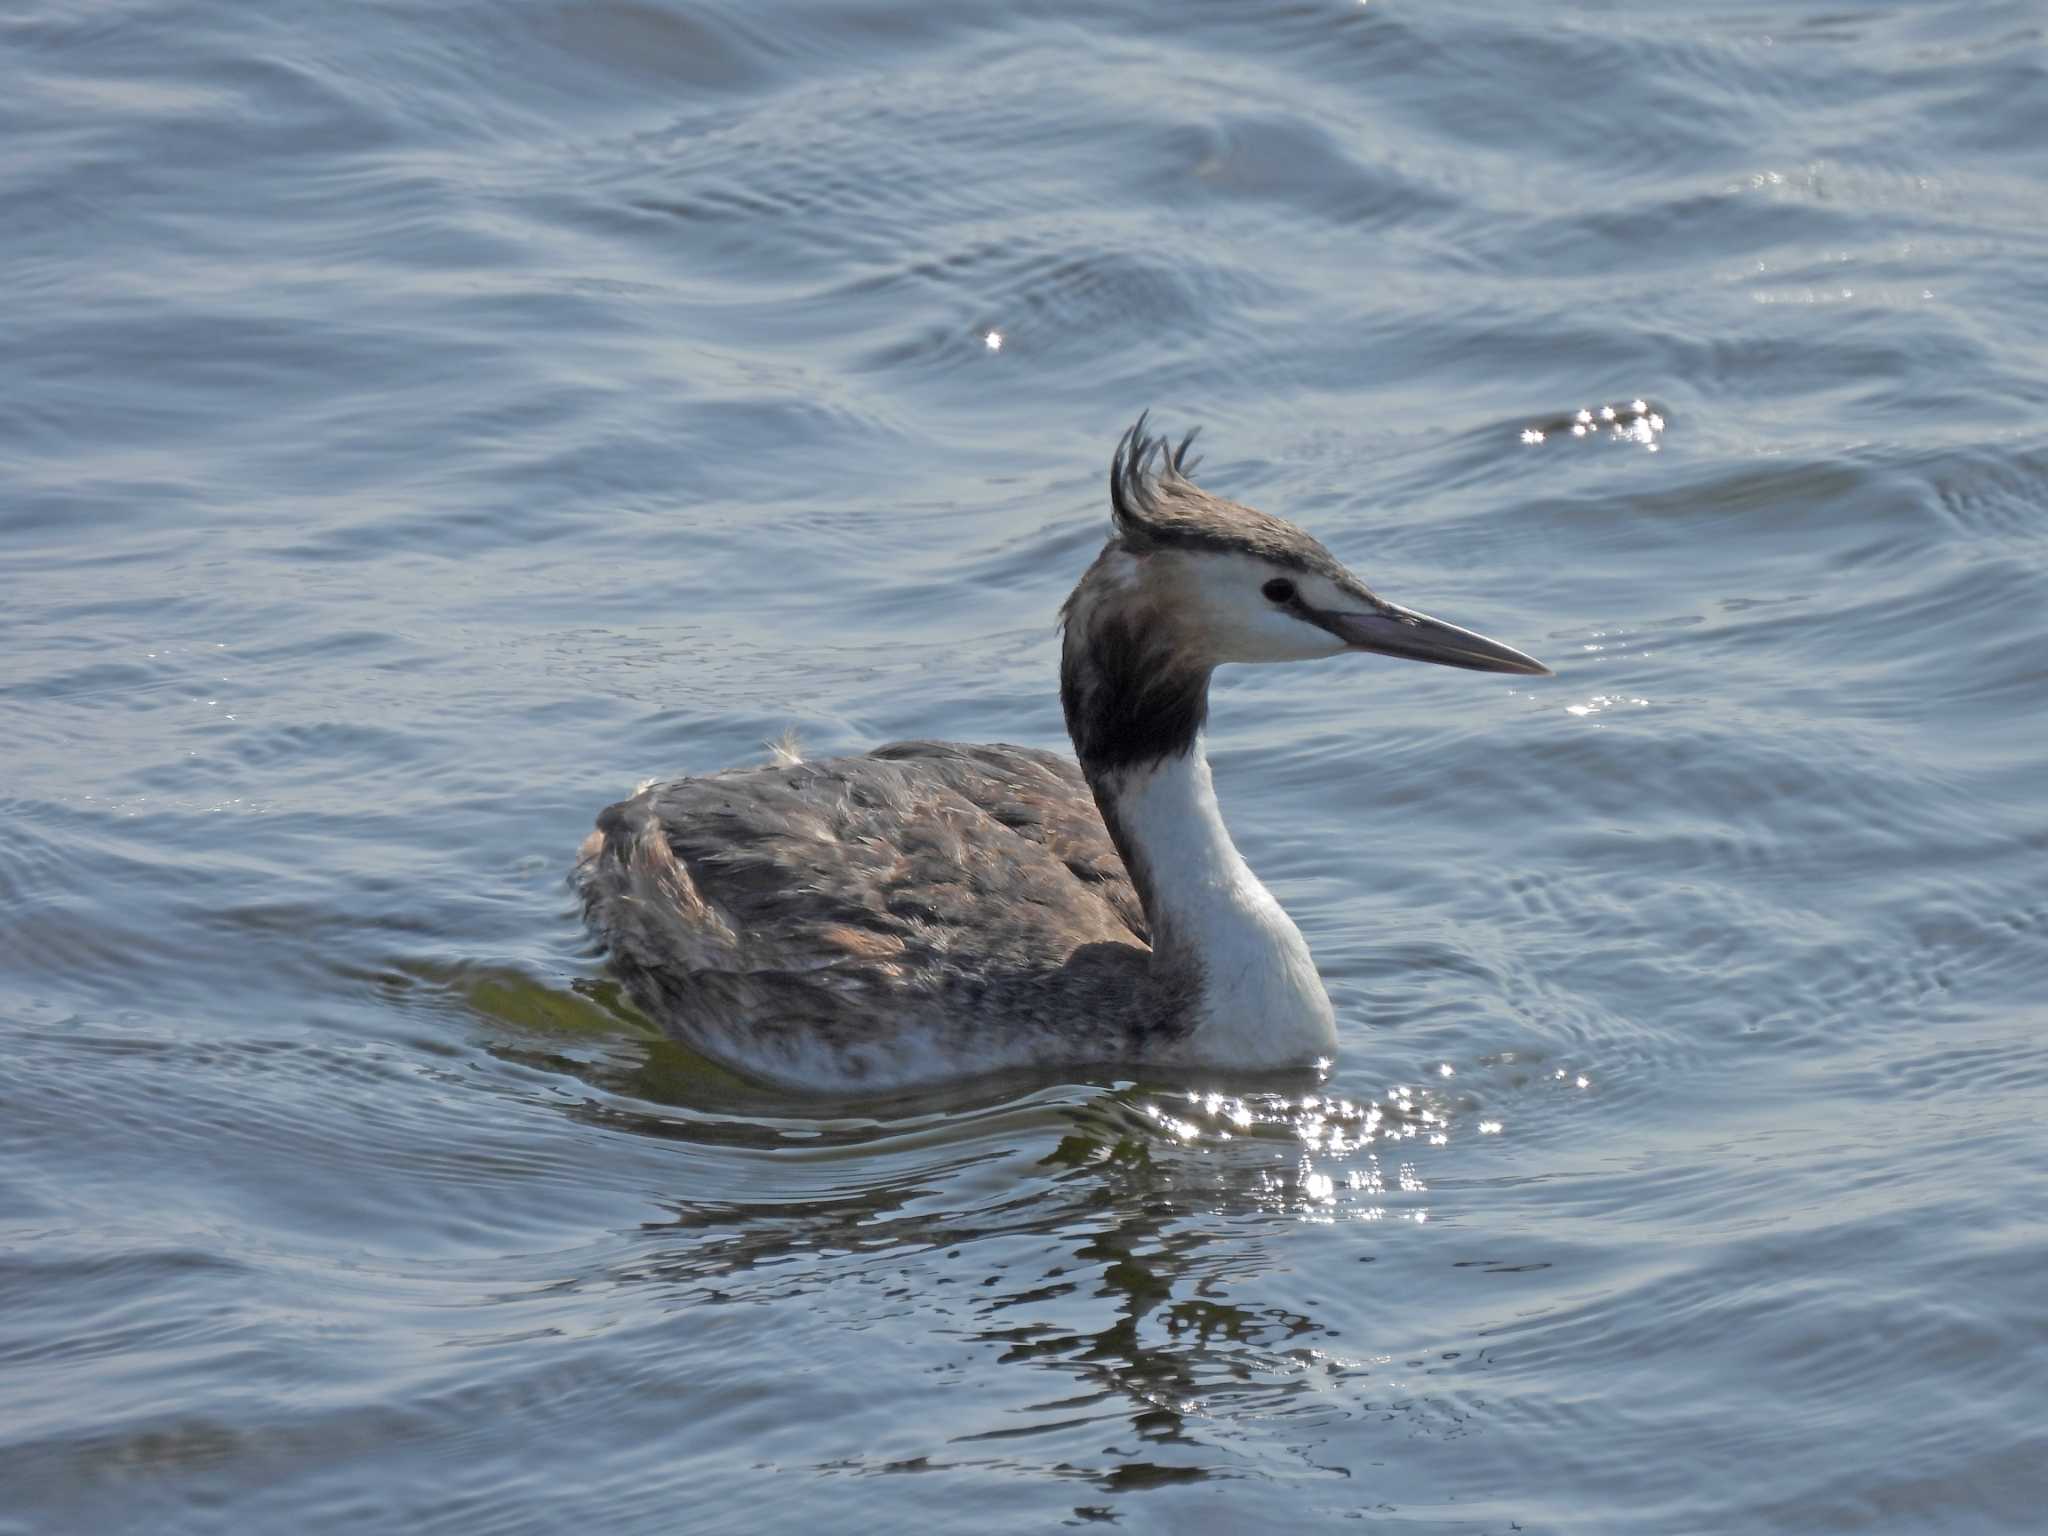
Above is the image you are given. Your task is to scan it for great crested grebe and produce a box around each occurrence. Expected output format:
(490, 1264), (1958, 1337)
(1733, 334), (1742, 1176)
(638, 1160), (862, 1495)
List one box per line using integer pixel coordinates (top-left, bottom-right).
(576, 418), (1549, 1092)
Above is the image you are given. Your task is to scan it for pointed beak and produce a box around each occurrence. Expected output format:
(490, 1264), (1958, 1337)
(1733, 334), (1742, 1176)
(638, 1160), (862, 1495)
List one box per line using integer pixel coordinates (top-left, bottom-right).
(1318, 601), (1552, 676)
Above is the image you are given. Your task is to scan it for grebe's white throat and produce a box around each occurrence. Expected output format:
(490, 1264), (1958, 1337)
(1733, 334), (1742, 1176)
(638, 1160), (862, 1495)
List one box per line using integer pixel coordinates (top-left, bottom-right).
(575, 417), (1549, 1092)
(1097, 739), (1335, 1067)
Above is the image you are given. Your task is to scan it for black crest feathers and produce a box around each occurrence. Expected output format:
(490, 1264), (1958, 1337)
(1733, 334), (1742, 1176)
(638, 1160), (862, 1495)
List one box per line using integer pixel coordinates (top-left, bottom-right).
(1108, 412), (1203, 544)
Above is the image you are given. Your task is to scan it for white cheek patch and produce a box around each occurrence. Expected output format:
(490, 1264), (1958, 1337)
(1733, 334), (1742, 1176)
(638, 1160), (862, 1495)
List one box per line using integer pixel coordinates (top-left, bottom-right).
(1245, 604), (1345, 664)
(1186, 559), (1347, 664)
(1292, 572), (1352, 613)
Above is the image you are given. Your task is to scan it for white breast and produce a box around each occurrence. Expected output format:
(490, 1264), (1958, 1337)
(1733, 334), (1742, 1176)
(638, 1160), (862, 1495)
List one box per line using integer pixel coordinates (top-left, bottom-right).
(1109, 743), (1337, 1066)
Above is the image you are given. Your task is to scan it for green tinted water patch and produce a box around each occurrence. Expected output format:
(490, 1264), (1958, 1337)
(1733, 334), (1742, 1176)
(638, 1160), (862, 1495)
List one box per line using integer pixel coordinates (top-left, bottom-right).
(456, 966), (655, 1040)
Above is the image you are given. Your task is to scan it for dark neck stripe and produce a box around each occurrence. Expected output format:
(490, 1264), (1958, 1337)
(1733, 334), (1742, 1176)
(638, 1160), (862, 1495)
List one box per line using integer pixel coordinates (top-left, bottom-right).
(1059, 610), (1210, 774)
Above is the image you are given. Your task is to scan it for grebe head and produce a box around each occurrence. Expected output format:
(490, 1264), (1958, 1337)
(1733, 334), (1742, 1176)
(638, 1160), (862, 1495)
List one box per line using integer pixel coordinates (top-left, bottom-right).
(1060, 416), (1550, 769)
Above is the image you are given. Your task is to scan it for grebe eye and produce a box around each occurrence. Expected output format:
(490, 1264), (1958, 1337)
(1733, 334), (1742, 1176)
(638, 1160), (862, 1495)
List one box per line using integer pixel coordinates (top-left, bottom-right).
(1261, 577), (1296, 604)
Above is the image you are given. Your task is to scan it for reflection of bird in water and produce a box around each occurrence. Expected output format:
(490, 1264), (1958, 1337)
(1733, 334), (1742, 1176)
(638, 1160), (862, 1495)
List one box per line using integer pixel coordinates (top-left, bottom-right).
(576, 418), (1549, 1092)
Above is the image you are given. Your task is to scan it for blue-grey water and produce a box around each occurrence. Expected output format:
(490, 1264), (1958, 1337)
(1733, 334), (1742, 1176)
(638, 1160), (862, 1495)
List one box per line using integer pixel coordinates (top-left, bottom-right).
(5, 2), (2046, 1530)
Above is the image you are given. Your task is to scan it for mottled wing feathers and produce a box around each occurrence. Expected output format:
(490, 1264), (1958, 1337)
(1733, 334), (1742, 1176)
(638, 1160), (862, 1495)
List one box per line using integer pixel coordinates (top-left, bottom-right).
(869, 741), (1147, 941)
(575, 743), (1149, 1071)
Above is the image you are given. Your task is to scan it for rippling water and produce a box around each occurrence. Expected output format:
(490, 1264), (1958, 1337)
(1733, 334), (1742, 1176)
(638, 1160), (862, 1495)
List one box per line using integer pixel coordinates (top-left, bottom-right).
(6, 1), (2047, 1530)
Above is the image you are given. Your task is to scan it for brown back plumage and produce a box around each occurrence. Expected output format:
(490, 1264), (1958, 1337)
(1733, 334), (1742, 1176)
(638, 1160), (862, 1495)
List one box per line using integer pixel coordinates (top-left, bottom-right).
(574, 741), (1196, 1087)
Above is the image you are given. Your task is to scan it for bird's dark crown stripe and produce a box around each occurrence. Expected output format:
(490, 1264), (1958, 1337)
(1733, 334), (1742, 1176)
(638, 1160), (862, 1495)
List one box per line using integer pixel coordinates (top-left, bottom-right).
(1106, 413), (1357, 583)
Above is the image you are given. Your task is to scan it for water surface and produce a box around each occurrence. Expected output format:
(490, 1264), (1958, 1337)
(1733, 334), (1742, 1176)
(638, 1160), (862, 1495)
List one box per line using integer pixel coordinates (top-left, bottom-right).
(5, 1), (2047, 1530)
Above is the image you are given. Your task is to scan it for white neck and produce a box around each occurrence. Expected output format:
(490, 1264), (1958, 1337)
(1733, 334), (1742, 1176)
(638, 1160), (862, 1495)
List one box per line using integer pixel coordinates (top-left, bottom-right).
(1103, 739), (1337, 1066)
